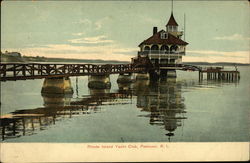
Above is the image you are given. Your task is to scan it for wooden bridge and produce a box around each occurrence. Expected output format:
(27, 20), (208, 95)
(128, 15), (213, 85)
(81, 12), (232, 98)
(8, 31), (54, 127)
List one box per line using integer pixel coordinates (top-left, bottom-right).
(0, 62), (201, 81)
(0, 63), (146, 81)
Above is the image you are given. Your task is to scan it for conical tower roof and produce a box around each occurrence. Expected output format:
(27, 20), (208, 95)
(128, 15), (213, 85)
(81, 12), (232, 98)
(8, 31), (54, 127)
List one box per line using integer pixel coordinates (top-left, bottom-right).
(166, 12), (178, 26)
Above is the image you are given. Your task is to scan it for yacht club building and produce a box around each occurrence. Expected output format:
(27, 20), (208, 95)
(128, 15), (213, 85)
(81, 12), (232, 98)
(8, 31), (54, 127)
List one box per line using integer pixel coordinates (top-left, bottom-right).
(138, 12), (188, 66)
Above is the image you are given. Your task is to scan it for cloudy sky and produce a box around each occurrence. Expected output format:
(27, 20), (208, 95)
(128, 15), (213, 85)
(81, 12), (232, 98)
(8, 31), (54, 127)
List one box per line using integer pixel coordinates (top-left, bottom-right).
(1, 0), (249, 63)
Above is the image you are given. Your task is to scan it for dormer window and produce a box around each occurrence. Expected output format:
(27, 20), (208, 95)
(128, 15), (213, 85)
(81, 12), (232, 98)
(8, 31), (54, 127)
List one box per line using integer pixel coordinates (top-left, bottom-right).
(160, 32), (168, 39)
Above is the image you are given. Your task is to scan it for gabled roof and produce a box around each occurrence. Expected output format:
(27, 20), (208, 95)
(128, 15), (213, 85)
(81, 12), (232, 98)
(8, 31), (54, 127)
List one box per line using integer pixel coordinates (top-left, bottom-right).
(166, 13), (178, 26)
(139, 30), (188, 46)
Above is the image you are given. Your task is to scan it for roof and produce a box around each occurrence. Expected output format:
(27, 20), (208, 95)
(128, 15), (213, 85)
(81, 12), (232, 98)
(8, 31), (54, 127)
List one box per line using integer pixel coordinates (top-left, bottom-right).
(166, 13), (178, 26)
(139, 30), (188, 46)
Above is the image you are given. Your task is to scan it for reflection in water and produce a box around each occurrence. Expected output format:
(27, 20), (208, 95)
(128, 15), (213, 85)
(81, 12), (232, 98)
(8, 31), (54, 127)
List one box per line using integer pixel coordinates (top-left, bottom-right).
(0, 85), (132, 141)
(0, 75), (240, 141)
(134, 78), (186, 141)
(89, 88), (110, 96)
(1, 93), (74, 140)
(76, 77), (79, 98)
(42, 93), (72, 107)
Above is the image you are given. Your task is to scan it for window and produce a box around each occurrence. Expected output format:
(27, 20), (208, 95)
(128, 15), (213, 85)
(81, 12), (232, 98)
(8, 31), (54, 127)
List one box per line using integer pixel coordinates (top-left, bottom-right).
(167, 26), (177, 32)
(170, 45), (178, 52)
(151, 45), (159, 51)
(160, 32), (168, 39)
(160, 45), (169, 51)
(144, 46), (150, 51)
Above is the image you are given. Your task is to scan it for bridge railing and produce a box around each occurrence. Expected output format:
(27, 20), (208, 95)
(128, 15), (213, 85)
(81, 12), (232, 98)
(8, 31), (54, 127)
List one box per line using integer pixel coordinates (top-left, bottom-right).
(0, 63), (146, 81)
(0, 62), (203, 81)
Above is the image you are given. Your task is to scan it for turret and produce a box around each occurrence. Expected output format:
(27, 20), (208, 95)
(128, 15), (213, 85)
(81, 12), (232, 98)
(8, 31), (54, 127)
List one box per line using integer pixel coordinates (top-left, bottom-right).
(166, 12), (183, 38)
(166, 12), (178, 32)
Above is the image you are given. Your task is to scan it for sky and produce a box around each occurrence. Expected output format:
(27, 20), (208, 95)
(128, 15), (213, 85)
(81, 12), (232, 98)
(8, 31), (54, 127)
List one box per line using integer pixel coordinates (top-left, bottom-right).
(1, 0), (250, 63)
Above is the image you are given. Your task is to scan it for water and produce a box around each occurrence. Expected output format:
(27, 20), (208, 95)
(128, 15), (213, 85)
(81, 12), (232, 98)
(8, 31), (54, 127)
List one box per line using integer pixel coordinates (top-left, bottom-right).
(0, 66), (249, 142)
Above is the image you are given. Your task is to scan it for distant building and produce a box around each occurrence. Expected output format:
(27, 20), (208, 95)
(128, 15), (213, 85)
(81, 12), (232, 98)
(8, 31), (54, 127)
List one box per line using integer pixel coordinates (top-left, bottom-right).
(137, 12), (188, 66)
(4, 51), (22, 57)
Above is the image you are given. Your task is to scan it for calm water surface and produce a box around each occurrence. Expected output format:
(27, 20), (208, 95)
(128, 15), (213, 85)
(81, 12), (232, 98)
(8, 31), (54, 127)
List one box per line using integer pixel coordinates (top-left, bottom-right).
(1, 66), (249, 142)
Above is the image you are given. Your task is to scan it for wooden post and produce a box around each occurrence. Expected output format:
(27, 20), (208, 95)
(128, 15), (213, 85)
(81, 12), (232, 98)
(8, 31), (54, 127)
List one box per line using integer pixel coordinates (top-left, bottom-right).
(2, 126), (5, 141)
(3, 64), (7, 77)
(12, 121), (16, 136)
(22, 64), (26, 77)
(39, 117), (42, 130)
(199, 71), (201, 81)
(13, 64), (16, 78)
(31, 118), (34, 131)
(53, 115), (56, 124)
(22, 118), (26, 136)
(32, 64), (35, 76)
(40, 64), (42, 75)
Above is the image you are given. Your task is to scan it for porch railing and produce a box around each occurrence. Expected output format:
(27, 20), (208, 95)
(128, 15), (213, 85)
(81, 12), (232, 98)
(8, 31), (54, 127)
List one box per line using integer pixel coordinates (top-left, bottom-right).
(138, 50), (185, 56)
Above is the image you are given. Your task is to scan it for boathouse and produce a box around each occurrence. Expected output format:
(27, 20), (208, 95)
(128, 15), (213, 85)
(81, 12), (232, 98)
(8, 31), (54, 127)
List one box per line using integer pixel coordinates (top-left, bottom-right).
(138, 12), (188, 67)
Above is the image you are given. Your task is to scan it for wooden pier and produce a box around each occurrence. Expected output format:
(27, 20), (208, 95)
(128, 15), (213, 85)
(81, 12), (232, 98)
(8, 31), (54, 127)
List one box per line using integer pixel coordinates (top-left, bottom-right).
(198, 67), (240, 81)
(0, 62), (240, 82)
(0, 61), (199, 81)
(0, 63), (146, 81)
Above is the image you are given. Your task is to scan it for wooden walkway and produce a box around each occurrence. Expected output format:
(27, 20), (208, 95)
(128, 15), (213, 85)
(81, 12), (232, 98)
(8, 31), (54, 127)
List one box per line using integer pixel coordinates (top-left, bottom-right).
(0, 62), (239, 81)
(0, 63), (146, 81)
(0, 62), (201, 81)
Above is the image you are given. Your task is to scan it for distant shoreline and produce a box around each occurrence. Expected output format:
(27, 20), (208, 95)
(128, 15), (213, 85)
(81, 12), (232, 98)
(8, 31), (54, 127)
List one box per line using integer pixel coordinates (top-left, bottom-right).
(182, 62), (250, 66)
(1, 54), (249, 66)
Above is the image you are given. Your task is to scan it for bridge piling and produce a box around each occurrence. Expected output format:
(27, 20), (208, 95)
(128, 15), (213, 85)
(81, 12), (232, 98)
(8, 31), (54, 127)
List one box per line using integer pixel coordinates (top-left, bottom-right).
(199, 71), (203, 81)
(88, 74), (111, 89)
(167, 70), (177, 78)
(41, 77), (74, 94)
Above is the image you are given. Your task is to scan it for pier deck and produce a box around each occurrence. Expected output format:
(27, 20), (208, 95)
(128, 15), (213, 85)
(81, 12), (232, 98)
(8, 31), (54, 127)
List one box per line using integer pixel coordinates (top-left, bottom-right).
(0, 62), (240, 81)
(0, 63), (145, 81)
(199, 67), (240, 81)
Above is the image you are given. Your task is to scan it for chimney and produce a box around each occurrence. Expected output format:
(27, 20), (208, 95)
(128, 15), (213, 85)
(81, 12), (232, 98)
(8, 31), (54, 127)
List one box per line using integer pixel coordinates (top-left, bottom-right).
(153, 27), (157, 35)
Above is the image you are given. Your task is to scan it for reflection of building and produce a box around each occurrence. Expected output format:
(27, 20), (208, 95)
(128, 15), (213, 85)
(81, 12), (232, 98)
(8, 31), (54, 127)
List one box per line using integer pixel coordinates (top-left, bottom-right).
(135, 79), (186, 141)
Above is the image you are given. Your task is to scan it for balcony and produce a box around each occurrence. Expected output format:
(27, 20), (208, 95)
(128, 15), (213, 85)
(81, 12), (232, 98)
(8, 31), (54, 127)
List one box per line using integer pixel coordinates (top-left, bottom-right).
(138, 50), (185, 57)
(168, 31), (183, 36)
